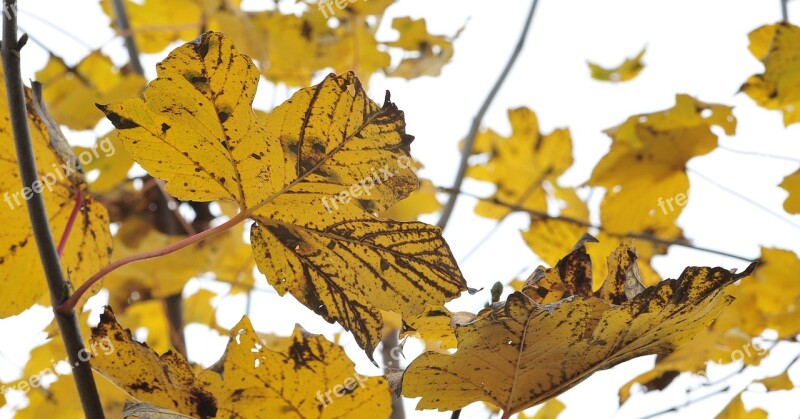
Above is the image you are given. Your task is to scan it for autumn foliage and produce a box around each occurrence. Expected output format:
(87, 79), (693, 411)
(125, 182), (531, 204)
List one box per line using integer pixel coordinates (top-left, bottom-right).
(0, 1), (799, 418)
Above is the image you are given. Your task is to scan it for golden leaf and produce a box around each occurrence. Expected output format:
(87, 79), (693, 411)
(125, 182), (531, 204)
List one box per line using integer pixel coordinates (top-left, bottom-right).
(16, 374), (129, 419)
(519, 399), (566, 419)
(522, 219), (663, 290)
(618, 248), (797, 402)
(98, 32), (467, 358)
(402, 238), (755, 416)
(588, 94), (734, 235)
(386, 17), (459, 79)
(381, 178), (441, 221)
(0, 69), (112, 318)
(741, 23), (800, 126)
(100, 0), (203, 54)
(399, 306), (462, 350)
(73, 132), (134, 193)
(35, 52), (146, 130)
(200, 316), (392, 418)
(588, 48), (646, 82)
(715, 393), (767, 419)
(780, 168), (800, 214)
(90, 306), (217, 417)
(467, 107), (573, 219)
(756, 371), (794, 392)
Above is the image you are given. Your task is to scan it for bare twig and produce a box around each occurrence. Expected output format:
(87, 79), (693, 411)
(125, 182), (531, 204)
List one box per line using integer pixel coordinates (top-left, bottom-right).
(639, 386), (730, 419)
(381, 331), (405, 419)
(440, 187), (757, 263)
(781, 0), (790, 22)
(110, 0), (144, 75)
(1, 1), (104, 416)
(437, 0), (540, 231)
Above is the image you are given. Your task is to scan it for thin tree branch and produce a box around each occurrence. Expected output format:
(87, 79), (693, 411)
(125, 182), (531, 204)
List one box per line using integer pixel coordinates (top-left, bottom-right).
(110, 0), (144, 75)
(439, 187), (757, 263)
(639, 385), (730, 419)
(717, 145), (800, 163)
(436, 0), (540, 231)
(781, 0), (789, 22)
(381, 331), (405, 419)
(1, 1), (104, 416)
(690, 168), (800, 232)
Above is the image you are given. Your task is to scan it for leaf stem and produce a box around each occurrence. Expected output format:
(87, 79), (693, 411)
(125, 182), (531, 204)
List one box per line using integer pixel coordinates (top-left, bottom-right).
(57, 189), (82, 257)
(1, 1), (105, 416)
(437, 0), (540, 231)
(57, 209), (250, 313)
(110, 0), (144, 75)
(439, 186), (757, 263)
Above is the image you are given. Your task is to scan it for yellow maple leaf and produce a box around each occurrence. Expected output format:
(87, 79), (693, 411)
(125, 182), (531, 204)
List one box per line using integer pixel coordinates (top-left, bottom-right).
(16, 374), (129, 419)
(588, 94), (735, 235)
(399, 306), (463, 350)
(72, 131), (133, 193)
(618, 247), (797, 403)
(381, 178), (441, 221)
(184, 289), (228, 336)
(35, 52), (146, 130)
(780, 168), (800, 214)
(100, 0), (203, 54)
(402, 238), (755, 417)
(741, 23), (800, 126)
(0, 72), (112, 318)
(715, 393), (767, 419)
(386, 17), (459, 79)
(467, 107), (573, 219)
(90, 306), (217, 417)
(757, 371), (794, 392)
(200, 316), (392, 418)
(518, 399), (566, 419)
(522, 219), (663, 289)
(588, 48), (646, 82)
(98, 32), (467, 358)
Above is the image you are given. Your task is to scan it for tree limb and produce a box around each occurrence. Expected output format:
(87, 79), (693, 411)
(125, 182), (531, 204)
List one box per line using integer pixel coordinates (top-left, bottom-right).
(437, 0), (540, 231)
(1, 1), (104, 416)
(110, 0), (144, 75)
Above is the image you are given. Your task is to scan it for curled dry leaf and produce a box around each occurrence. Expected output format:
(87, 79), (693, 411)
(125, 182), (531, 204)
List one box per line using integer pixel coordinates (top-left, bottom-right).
(401, 237), (756, 417)
(99, 31), (467, 360)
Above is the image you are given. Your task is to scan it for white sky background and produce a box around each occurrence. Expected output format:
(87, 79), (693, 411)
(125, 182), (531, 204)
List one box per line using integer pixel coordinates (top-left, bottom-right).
(1, 0), (800, 418)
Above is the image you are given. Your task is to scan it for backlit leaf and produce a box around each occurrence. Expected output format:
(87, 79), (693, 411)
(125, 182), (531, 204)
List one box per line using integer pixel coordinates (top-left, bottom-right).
(200, 316), (392, 418)
(402, 238), (755, 416)
(780, 168), (800, 214)
(741, 23), (800, 126)
(588, 48), (646, 82)
(0, 68), (112, 317)
(588, 94), (735, 235)
(35, 52), (146, 130)
(466, 107), (573, 219)
(99, 32), (467, 358)
(90, 306), (217, 418)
